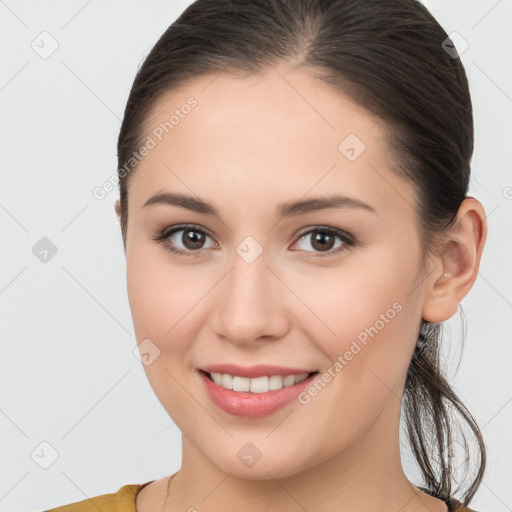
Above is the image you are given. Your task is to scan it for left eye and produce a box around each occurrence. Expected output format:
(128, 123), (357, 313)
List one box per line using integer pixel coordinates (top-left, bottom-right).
(291, 227), (354, 256)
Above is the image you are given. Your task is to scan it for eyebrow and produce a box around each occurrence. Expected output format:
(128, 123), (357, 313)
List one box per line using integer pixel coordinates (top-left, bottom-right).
(142, 191), (376, 221)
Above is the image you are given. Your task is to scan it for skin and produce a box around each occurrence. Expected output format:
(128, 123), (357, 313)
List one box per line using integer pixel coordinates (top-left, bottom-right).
(114, 63), (486, 512)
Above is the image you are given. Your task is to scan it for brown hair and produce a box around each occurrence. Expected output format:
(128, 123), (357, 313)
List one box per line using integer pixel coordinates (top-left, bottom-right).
(116, 0), (485, 505)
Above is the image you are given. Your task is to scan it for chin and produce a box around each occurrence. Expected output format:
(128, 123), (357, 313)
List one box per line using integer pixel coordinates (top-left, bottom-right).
(202, 441), (321, 481)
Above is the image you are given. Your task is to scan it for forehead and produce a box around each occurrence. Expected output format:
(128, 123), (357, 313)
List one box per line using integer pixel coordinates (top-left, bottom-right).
(141, 65), (382, 153)
(128, 66), (415, 221)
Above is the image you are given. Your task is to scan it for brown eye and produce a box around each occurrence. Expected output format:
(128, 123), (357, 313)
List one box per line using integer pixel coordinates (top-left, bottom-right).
(153, 224), (217, 257)
(181, 228), (206, 250)
(310, 230), (336, 252)
(292, 227), (355, 256)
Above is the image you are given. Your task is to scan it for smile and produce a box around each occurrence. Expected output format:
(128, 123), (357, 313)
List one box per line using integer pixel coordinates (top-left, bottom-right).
(205, 371), (312, 393)
(197, 366), (319, 418)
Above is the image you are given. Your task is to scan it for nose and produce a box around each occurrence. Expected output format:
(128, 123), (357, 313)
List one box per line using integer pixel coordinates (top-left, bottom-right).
(208, 249), (291, 346)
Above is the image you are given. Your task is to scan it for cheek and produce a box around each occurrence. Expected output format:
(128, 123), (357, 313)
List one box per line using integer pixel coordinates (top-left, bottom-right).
(126, 241), (204, 342)
(293, 245), (416, 344)
(292, 243), (421, 398)
(291, 283), (417, 461)
(126, 253), (206, 428)
(126, 248), (222, 394)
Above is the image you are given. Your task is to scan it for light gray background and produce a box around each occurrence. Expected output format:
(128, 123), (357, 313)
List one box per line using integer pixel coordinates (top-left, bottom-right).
(1, 1), (510, 511)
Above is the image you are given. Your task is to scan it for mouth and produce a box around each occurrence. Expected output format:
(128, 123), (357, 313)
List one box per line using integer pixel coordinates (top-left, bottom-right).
(197, 367), (320, 418)
(199, 369), (319, 393)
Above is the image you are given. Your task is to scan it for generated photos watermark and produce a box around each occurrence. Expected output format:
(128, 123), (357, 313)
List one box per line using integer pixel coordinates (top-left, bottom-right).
(298, 301), (403, 404)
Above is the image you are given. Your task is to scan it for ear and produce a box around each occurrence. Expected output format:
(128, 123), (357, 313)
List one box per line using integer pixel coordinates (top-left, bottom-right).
(114, 198), (122, 224)
(422, 197), (487, 323)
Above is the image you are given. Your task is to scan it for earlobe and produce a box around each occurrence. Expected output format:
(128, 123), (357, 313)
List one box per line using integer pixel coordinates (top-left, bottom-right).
(421, 197), (487, 323)
(114, 199), (121, 223)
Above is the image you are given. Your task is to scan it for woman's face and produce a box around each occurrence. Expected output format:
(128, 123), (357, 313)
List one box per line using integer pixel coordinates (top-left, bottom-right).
(122, 65), (434, 479)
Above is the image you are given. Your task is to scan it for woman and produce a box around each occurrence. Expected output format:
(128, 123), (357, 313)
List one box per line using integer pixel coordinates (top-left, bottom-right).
(47, 0), (488, 510)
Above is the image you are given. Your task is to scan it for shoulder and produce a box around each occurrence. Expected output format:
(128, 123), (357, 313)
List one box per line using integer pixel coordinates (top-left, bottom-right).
(415, 486), (486, 512)
(447, 496), (485, 512)
(44, 481), (154, 512)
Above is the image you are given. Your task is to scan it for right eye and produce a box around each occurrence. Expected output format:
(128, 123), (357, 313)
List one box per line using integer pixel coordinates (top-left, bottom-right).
(152, 224), (218, 257)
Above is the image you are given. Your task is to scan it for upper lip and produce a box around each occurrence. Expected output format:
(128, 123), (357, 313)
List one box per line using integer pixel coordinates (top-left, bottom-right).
(199, 363), (318, 379)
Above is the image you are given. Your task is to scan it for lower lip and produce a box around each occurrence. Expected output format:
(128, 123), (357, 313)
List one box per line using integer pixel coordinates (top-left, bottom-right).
(198, 370), (318, 418)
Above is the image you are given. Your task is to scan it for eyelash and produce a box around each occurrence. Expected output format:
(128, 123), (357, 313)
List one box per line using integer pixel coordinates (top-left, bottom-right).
(152, 224), (356, 258)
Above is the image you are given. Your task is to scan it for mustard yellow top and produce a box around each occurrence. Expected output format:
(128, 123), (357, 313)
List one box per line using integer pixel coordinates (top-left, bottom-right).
(44, 482), (480, 512)
(44, 481), (153, 512)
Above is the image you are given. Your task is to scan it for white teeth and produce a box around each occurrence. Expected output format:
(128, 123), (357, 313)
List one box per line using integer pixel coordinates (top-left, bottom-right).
(208, 372), (311, 393)
(283, 375), (296, 387)
(221, 373), (233, 390)
(212, 372), (223, 386)
(268, 375), (283, 390)
(232, 376), (250, 392)
(249, 376), (269, 394)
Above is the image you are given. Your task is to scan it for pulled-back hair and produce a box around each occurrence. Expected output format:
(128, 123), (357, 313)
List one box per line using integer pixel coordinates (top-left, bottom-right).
(116, 0), (486, 505)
